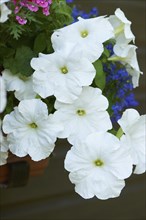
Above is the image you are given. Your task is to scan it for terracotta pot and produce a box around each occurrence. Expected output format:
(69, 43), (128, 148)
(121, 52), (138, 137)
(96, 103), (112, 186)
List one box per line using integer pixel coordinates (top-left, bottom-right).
(0, 152), (49, 187)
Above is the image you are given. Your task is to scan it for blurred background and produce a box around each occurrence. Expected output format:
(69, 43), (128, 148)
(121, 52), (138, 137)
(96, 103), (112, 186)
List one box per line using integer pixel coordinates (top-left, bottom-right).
(0, 1), (145, 220)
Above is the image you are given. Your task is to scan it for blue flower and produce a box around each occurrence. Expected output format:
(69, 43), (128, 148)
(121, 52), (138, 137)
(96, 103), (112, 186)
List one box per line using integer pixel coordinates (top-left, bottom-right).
(105, 43), (114, 56)
(66, 0), (74, 3)
(71, 6), (98, 22)
(103, 50), (138, 124)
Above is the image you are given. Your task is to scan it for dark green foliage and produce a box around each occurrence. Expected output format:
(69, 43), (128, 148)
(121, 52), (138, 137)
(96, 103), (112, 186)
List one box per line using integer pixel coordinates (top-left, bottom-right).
(3, 46), (36, 76)
(93, 60), (106, 91)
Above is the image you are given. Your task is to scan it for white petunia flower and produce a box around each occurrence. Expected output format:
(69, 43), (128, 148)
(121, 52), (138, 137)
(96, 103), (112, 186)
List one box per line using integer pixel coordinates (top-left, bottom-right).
(109, 44), (142, 87)
(0, 1), (11, 23)
(0, 76), (7, 113)
(2, 99), (63, 161)
(0, 0), (10, 4)
(64, 132), (133, 200)
(2, 69), (37, 101)
(108, 8), (135, 44)
(53, 86), (112, 144)
(0, 120), (8, 166)
(31, 44), (96, 103)
(51, 16), (114, 62)
(118, 109), (146, 174)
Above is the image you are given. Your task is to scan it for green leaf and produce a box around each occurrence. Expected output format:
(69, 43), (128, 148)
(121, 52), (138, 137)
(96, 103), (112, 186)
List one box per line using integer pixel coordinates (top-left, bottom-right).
(103, 47), (110, 58)
(0, 46), (15, 65)
(15, 46), (36, 76)
(51, 0), (73, 26)
(4, 46), (36, 76)
(8, 22), (24, 40)
(34, 33), (47, 53)
(93, 60), (106, 91)
(3, 57), (17, 74)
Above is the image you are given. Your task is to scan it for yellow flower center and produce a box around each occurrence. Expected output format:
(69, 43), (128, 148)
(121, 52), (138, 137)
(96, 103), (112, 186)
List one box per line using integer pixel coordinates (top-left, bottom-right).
(29, 122), (38, 129)
(60, 66), (68, 74)
(94, 159), (104, 167)
(76, 109), (86, 116)
(81, 30), (88, 38)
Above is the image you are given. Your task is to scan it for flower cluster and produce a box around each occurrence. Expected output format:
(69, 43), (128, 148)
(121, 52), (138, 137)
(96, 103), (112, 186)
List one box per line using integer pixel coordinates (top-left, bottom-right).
(0, 0), (52, 25)
(14, 0), (52, 24)
(0, 1), (145, 200)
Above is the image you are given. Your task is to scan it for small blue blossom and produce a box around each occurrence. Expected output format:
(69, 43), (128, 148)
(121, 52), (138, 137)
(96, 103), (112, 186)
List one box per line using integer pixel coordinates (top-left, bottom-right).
(66, 0), (74, 3)
(103, 61), (138, 124)
(66, 0), (98, 21)
(71, 6), (98, 22)
(105, 43), (114, 56)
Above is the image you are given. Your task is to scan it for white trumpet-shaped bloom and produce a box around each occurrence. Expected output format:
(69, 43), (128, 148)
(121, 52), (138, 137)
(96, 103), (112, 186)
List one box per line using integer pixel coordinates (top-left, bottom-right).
(51, 16), (114, 62)
(0, 0), (11, 23)
(118, 109), (146, 174)
(0, 76), (7, 113)
(108, 8), (135, 44)
(2, 69), (37, 101)
(109, 44), (142, 87)
(2, 99), (63, 161)
(64, 132), (133, 200)
(53, 86), (112, 144)
(31, 44), (96, 103)
(0, 120), (8, 166)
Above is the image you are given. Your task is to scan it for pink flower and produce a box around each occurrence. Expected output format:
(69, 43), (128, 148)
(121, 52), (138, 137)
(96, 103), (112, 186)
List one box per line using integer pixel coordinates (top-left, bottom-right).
(27, 4), (39, 12)
(36, 0), (48, 8)
(43, 6), (50, 16)
(14, 6), (20, 14)
(16, 15), (27, 25)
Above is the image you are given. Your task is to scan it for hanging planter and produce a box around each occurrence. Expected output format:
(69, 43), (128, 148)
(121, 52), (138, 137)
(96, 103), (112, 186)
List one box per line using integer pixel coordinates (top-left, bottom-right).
(0, 152), (49, 188)
(0, 0), (145, 202)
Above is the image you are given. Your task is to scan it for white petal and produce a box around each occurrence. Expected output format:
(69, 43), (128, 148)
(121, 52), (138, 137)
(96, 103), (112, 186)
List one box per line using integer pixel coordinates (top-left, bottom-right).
(18, 99), (48, 121)
(8, 133), (28, 157)
(0, 76), (7, 113)
(76, 87), (109, 112)
(65, 148), (94, 173)
(0, 3), (11, 23)
(115, 8), (131, 24)
(108, 135), (133, 179)
(2, 69), (36, 100)
(0, 120), (8, 165)
(118, 108), (140, 133)
(3, 109), (27, 133)
(92, 171), (125, 200)
(54, 78), (82, 103)
(2, 69), (24, 91)
(33, 70), (54, 98)
(74, 175), (95, 199)
(118, 109), (146, 174)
